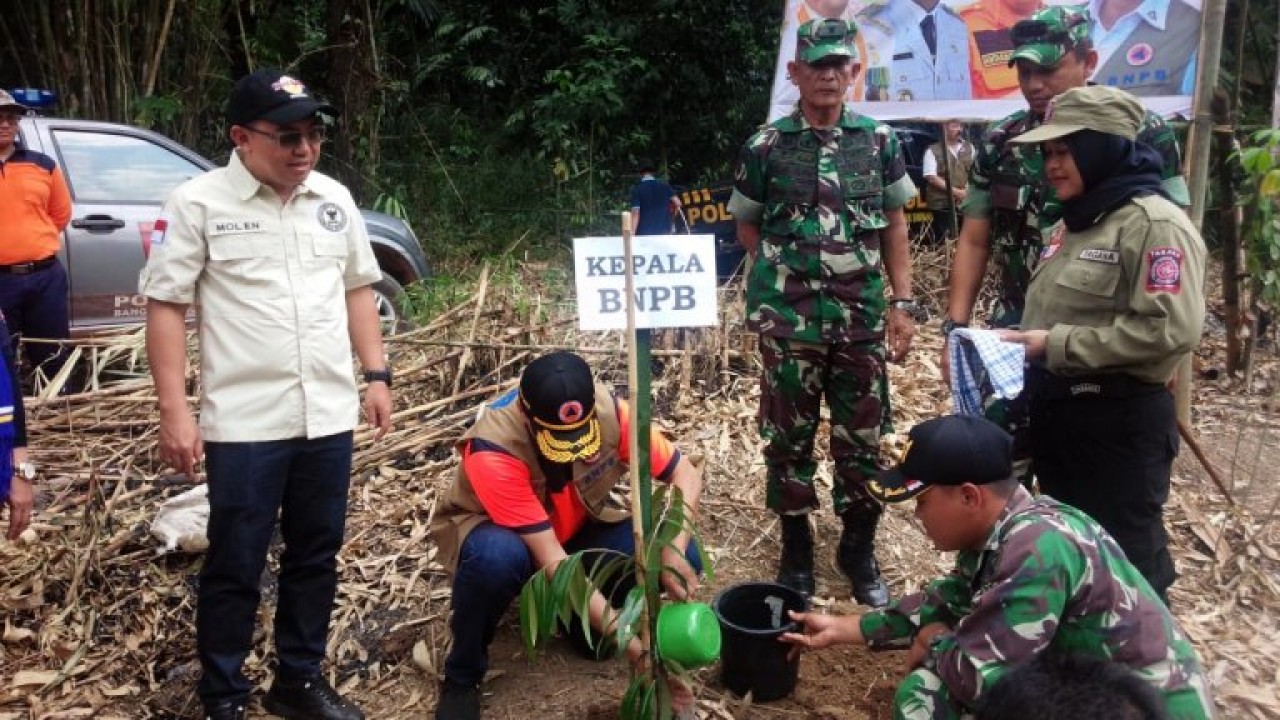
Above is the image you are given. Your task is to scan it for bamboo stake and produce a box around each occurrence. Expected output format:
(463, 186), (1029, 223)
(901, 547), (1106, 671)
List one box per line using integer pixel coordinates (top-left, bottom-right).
(452, 263), (492, 396)
(621, 212), (661, 711)
(1177, 419), (1235, 506)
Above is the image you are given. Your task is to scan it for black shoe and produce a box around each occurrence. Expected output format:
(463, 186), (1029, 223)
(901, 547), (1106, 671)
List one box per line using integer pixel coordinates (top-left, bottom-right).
(435, 679), (481, 720)
(203, 700), (247, 720)
(263, 675), (365, 720)
(776, 514), (815, 596)
(838, 512), (890, 608)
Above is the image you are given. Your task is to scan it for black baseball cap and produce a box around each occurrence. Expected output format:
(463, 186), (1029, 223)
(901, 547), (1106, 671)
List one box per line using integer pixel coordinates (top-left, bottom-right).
(868, 415), (1013, 503)
(226, 68), (335, 127)
(519, 351), (601, 464)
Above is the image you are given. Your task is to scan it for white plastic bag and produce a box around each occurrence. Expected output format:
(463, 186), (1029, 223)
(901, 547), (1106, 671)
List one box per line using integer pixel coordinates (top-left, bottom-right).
(150, 483), (210, 553)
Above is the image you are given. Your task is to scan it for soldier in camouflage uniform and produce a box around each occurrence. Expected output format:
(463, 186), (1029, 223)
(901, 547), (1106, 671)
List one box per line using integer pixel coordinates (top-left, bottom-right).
(940, 5), (1189, 482)
(782, 415), (1214, 720)
(727, 18), (918, 607)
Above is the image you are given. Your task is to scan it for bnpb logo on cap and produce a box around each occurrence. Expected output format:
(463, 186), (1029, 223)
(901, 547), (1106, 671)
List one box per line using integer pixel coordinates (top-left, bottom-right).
(272, 76), (308, 97)
(558, 401), (585, 425)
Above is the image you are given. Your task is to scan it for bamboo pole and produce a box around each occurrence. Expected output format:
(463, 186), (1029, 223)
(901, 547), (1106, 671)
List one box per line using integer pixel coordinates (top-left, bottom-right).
(1179, 0), (1230, 424)
(622, 212), (656, 695)
(451, 262), (491, 396)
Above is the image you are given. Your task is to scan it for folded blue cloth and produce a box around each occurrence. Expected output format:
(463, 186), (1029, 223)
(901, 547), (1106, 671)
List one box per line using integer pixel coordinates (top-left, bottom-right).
(948, 327), (1026, 416)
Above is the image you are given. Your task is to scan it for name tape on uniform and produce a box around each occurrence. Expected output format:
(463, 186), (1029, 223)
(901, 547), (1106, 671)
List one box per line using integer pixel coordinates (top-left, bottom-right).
(573, 234), (719, 331)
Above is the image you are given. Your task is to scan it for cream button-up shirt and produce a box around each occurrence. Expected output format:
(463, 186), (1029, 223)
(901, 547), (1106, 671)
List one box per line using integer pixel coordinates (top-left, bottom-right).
(139, 151), (383, 442)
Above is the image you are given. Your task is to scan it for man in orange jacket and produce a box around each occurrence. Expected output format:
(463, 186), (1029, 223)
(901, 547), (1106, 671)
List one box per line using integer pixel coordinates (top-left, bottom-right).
(959, 0), (1043, 98)
(0, 90), (72, 385)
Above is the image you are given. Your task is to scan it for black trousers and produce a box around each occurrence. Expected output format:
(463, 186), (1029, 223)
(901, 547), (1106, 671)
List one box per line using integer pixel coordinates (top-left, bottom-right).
(928, 209), (959, 243)
(197, 432), (354, 705)
(1027, 371), (1178, 598)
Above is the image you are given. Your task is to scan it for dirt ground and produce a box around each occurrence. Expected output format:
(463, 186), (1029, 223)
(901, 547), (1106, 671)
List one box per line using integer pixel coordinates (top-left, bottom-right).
(427, 503), (914, 720)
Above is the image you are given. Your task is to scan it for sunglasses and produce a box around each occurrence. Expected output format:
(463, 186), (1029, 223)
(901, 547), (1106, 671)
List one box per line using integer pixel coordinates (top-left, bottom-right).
(242, 125), (327, 149)
(811, 18), (853, 42)
(1010, 15), (1086, 47)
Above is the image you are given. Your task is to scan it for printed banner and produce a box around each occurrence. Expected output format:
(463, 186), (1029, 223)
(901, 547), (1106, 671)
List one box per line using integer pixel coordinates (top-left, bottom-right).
(573, 235), (719, 331)
(769, 0), (1203, 122)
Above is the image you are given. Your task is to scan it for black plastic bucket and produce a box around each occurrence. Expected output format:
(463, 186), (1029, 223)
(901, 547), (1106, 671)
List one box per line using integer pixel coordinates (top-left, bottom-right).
(711, 582), (810, 701)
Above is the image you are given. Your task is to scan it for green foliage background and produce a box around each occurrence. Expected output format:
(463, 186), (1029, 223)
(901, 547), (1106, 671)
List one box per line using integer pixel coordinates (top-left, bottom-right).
(0, 0), (778, 268)
(0, 0), (1275, 273)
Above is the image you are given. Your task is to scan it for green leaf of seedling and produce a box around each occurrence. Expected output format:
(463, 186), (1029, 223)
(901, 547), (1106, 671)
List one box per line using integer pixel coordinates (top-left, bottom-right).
(643, 682), (659, 720)
(622, 676), (655, 720)
(538, 571), (560, 644)
(623, 680), (656, 720)
(550, 553), (583, 628)
(591, 554), (638, 653)
(615, 585), (646, 651)
(518, 572), (546, 658)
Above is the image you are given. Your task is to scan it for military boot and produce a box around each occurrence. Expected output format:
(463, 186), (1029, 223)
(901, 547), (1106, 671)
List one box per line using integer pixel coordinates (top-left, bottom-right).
(837, 509), (890, 608)
(776, 514), (815, 597)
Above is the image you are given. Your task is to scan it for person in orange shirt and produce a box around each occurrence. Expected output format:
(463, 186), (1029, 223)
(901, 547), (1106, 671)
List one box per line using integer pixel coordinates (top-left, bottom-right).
(958, 0), (1043, 98)
(429, 351), (705, 720)
(0, 90), (72, 385)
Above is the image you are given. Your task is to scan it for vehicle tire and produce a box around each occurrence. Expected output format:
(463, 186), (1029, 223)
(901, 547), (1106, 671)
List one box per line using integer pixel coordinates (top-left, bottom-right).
(372, 275), (413, 334)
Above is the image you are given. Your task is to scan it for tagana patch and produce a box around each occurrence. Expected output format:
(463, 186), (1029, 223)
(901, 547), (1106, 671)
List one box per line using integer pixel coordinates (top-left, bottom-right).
(1146, 247), (1183, 293)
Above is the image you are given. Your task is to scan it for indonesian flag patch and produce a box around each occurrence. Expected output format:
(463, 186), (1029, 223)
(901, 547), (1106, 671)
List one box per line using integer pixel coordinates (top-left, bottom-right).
(1146, 247), (1183, 293)
(1041, 223), (1066, 261)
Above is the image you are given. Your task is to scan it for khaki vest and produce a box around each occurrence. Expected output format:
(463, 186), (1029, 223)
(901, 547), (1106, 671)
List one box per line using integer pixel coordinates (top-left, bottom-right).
(430, 384), (629, 575)
(924, 141), (974, 211)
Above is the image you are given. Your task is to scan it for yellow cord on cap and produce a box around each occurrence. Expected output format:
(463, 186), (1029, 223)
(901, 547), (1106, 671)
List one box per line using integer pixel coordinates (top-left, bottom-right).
(535, 419), (602, 463)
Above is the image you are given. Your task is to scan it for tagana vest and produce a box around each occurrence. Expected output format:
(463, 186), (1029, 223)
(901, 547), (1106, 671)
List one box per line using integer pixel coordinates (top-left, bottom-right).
(430, 384), (628, 574)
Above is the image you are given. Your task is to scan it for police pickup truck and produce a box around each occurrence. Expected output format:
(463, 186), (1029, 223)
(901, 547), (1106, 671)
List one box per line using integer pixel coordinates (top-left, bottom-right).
(16, 116), (429, 333)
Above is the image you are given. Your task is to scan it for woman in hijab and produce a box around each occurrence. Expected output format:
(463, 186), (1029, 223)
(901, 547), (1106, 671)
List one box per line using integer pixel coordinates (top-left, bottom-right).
(998, 85), (1206, 601)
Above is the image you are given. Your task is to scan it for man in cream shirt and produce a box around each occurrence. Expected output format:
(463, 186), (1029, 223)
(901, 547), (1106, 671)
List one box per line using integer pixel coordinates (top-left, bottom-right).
(141, 68), (392, 720)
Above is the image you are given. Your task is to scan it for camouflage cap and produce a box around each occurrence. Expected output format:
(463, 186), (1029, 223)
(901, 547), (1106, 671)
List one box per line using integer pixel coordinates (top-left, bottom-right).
(1011, 85), (1144, 143)
(0, 89), (32, 114)
(1007, 4), (1092, 68)
(796, 18), (859, 64)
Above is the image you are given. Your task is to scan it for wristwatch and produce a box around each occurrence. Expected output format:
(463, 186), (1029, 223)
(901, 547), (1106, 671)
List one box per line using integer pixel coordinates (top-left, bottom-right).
(889, 297), (924, 321)
(16, 461), (36, 482)
(941, 318), (969, 337)
(363, 368), (393, 388)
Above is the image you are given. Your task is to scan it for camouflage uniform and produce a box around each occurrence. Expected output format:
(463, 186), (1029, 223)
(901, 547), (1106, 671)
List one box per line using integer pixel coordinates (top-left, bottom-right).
(956, 5), (1190, 477)
(728, 106), (917, 515)
(859, 486), (1214, 720)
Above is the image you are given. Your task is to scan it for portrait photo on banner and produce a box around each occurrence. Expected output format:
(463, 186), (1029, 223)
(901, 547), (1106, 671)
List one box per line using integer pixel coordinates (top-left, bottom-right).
(768, 0), (1203, 122)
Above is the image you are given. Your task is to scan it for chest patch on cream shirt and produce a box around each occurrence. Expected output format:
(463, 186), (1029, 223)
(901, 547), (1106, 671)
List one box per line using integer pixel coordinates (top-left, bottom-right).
(208, 220), (266, 236)
(316, 202), (350, 233)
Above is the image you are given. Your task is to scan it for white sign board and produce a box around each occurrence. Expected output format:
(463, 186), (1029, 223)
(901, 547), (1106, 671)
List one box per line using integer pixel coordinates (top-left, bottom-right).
(573, 234), (719, 331)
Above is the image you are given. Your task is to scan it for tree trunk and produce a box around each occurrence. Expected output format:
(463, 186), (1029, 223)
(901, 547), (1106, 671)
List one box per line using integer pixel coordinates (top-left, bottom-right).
(324, 0), (381, 201)
(1214, 95), (1242, 373)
